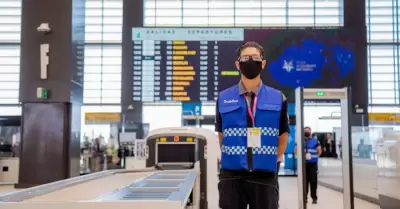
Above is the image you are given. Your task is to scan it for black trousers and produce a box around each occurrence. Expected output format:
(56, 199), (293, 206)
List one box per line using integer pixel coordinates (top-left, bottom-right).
(305, 163), (318, 200)
(219, 178), (278, 209)
(276, 162), (280, 192)
(276, 162), (281, 203)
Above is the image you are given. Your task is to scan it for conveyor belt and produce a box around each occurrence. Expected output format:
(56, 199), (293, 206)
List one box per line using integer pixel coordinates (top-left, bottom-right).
(0, 168), (199, 209)
(24, 172), (153, 202)
(96, 170), (196, 203)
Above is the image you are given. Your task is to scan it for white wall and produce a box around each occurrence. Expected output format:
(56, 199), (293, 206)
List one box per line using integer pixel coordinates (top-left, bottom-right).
(143, 104), (182, 131)
(303, 104), (342, 132)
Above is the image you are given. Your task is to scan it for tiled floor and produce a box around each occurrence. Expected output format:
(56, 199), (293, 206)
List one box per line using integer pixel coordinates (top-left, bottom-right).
(279, 178), (380, 209)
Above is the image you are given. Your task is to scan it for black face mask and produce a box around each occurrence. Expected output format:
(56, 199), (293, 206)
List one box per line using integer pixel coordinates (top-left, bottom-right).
(239, 60), (263, 79)
(304, 132), (311, 138)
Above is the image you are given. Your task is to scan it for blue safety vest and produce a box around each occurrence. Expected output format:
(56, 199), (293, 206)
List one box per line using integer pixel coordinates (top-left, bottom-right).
(218, 84), (282, 172)
(305, 138), (319, 163)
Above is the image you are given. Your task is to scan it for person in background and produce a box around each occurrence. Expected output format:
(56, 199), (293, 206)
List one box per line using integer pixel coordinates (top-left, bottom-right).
(215, 41), (289, 209)
(321, 133), (337, 158)
(294, 127), (322, 204)
(92, 138), (104, 172)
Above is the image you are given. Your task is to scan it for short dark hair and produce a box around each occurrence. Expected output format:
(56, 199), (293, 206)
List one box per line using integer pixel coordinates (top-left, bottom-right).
(236, 41), (264, 58)
(304, 126), (312, 131)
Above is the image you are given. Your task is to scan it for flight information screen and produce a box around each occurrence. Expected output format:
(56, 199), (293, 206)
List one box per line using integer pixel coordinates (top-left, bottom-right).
(132, 28), (356, 102)
(132, 28), (242, 102)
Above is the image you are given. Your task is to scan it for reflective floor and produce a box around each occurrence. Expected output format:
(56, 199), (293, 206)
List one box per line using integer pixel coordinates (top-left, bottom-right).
(279, 178), (379, 209)
(0, 177), (381, 209)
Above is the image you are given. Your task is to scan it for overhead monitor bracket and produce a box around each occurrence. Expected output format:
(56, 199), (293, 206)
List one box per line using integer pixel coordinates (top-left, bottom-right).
(295, 87), (354, 209)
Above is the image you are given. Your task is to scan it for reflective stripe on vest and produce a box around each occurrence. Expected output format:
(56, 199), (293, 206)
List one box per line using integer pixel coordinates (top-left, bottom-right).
(218, 84), (282, 172)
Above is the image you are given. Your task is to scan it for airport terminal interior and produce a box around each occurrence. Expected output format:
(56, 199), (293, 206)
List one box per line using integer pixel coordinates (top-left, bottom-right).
(0, 0), (400, 209)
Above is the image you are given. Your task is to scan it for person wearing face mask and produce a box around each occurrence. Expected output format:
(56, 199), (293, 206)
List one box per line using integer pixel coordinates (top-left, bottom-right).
(294, 126), (322, 204)
(215, 41), (289, 209)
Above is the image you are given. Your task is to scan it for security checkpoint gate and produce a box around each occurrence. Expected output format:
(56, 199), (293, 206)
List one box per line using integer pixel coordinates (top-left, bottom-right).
(295, 87), (354, 209)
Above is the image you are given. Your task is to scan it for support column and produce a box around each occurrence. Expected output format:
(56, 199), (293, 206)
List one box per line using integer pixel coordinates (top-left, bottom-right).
(121, 0), (144, 138)
(17, 0), (85, 188)
(343, 0), (369, 126)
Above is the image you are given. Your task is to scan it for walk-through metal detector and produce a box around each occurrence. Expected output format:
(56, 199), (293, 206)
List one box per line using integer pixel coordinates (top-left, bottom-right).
(295, 87), (354, 209)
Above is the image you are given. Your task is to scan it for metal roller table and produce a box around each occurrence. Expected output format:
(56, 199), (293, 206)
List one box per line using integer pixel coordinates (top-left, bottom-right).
(0, 166), (200, 209)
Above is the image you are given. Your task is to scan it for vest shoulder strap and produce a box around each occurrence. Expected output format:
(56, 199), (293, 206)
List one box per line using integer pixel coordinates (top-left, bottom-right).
(219, 85), (239, 100)
(259, 85), (282, 105)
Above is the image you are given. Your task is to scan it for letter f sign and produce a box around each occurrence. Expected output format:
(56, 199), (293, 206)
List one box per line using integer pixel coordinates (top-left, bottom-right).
(40, 43), (49, 79)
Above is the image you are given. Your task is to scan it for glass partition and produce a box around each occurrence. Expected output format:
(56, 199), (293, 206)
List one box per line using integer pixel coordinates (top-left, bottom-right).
(350, 126), (380, 207)
(0, 116), (20, 158)
(81, 112), (121, 174)
(375, 129), (400, 208)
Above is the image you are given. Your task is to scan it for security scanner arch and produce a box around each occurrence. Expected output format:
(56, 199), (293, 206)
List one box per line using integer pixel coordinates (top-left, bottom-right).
(295, 87), (354, 209)
(0, 127), (219, 209)
(145, 127), (220, 209)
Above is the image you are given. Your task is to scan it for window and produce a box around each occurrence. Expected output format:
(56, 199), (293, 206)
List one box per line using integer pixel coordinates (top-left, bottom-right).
(85, 0), (123, 43)
(0, 45), (20, 104)
(84, 45), (122, 104)
(0, 106), (21, 116)
(366, 0), (396, 43)
(0, 0), (21, 43)
(369, 106), (400, 113)
(367, 45), (399, 105)
(144, 0), (343, 27)
(84, 0), (123, 105)
(366, 0), (400, 105)
(0, 1), (21, 105)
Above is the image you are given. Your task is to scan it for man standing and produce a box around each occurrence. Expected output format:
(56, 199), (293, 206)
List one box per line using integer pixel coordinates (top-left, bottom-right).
(295, 127), (322, 204)
(215, 41), (289, 209)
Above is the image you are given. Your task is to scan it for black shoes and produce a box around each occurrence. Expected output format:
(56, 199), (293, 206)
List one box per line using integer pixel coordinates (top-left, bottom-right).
(305, 199), (317, 204)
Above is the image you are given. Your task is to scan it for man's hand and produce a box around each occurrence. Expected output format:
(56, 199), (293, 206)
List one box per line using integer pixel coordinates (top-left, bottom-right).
(317, 144), (322, 156)
(218, 132), (223, 148)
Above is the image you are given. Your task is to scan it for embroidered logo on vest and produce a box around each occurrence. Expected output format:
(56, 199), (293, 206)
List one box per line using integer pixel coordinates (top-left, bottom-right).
(223, 99), (238, 104)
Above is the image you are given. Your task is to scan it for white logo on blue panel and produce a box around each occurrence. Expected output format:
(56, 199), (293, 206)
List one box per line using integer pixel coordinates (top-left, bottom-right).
(282, 60), (294, 72)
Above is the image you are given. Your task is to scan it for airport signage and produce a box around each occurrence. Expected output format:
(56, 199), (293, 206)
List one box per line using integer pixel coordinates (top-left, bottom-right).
(368, 113), (400, 125)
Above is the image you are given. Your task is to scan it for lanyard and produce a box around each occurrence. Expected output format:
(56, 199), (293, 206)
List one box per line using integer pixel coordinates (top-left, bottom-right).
(244, 94), (258, 126)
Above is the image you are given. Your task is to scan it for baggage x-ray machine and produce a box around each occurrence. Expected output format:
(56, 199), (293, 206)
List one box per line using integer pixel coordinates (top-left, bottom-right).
(295, 87), (354, 209)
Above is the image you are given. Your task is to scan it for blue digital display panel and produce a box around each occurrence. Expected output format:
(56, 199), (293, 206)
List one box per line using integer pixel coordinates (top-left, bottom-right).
(220, 28), (356, 102)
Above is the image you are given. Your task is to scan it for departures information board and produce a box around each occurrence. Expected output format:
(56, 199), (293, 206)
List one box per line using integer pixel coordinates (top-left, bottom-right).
(132, 28), (243, 102)
(131, 28), (358, 103)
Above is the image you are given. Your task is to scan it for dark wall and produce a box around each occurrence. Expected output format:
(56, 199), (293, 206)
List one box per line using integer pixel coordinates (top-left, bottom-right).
(344, 0), (369, 126)
(19, 0), (84, 103)
(121, 0), (144, 125)
(17, 0), (85, 187)
(19, 103), (70, 186)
